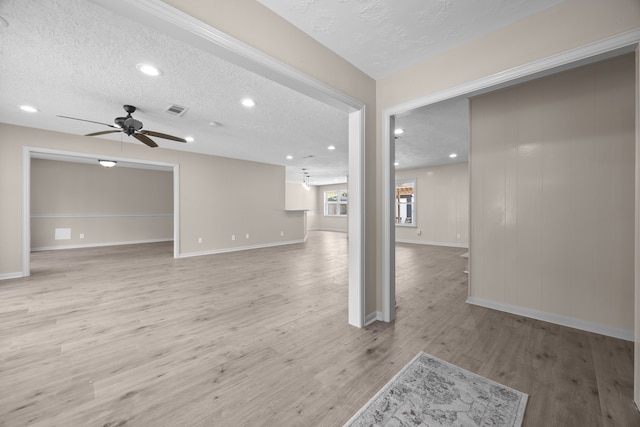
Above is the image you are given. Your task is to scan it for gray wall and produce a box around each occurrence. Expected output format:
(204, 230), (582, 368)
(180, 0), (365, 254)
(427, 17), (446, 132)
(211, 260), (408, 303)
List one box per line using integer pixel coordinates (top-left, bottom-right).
(31, 159), (173, 250)
(395, 163), (469, 247)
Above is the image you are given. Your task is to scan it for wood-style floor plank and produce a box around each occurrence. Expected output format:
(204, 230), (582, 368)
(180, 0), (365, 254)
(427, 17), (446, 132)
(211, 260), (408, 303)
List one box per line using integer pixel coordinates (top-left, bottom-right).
(0, 232), (637, 426)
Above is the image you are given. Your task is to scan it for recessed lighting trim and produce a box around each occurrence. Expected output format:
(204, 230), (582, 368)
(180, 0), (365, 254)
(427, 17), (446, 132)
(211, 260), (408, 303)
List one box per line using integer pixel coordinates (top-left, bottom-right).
(449, 153), (458, 158)
(394, 162), (399, 166)
(185, 136), (195, 143)
(136, 63), (162, 76)
(327, 145), (336, 150)
(241, 98), (256, 108)
(286, 155), (293, 160)
(19, 105), (39, 113)
(394, 128), (404, 135)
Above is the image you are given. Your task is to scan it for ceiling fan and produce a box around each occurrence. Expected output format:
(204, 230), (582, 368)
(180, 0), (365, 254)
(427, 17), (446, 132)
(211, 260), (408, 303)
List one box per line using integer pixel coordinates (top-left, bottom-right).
(57, 105), (187, 148)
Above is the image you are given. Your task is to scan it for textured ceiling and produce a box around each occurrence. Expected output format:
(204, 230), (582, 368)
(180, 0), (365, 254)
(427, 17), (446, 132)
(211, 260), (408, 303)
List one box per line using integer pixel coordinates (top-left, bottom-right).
(394, 98), (469, 171)
(0, 0), (565, 186)
(257, 0), (564, 79)
(0, 0), (349, 185)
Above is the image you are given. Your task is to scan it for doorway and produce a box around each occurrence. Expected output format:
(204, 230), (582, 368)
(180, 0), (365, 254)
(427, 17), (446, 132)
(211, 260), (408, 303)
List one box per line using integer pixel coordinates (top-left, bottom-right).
(22, 147), (180, 276)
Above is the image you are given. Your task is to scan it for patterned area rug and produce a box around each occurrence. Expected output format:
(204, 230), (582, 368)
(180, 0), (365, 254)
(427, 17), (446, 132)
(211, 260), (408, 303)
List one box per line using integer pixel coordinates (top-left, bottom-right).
(344, 352), (528, 426)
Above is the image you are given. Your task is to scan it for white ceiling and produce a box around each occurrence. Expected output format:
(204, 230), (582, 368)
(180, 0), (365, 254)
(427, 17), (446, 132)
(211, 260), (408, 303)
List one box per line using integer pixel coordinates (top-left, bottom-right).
(0, 0), (564, 184)
(0, 0), (348, 185)
(256, 0), (564, 80)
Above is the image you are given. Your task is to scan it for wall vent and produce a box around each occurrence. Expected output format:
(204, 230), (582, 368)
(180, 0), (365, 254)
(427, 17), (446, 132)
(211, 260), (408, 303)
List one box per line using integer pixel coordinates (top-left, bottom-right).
(163, 104), (188, 117)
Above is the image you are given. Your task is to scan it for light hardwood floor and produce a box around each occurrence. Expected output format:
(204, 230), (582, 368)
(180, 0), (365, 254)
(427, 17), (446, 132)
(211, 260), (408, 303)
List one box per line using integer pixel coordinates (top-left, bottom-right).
(1, 231), (638, 426)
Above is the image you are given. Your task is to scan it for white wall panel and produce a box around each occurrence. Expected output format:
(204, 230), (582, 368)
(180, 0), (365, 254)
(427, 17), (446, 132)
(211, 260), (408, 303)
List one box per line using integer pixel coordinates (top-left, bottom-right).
(470, 54), (635, 332)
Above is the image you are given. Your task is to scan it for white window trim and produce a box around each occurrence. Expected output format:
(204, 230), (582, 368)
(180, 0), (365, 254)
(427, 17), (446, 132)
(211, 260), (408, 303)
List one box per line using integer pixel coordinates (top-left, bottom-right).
(324, 190), (348, 217)
(395, 178), (416, 227)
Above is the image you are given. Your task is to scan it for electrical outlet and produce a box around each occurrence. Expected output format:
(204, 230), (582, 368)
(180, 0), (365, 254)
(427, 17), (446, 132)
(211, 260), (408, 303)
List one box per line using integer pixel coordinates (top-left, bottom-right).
(198, 237), (203, 243)
(280, 231), (284, 237)
(231, 235), (236, 241)
(245, 233), (250, 239)
(457, 233), (461, 239)
(80, 233), (85, 239)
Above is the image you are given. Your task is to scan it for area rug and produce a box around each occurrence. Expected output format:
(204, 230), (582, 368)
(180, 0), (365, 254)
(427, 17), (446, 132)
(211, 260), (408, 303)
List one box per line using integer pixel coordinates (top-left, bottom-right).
(344, 352), (528, 426)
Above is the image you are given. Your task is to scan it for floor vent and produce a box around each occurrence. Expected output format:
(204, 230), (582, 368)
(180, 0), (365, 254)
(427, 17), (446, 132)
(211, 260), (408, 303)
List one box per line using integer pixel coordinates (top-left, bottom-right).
(163, 104), (188, 117)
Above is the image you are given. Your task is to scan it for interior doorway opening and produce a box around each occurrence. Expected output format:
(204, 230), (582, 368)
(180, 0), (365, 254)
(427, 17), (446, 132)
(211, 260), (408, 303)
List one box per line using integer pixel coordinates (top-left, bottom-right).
(22, 147), (180, 277)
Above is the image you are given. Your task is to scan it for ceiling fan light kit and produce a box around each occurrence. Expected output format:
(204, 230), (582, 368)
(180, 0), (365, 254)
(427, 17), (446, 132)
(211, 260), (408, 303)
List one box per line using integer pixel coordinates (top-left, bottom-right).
(57, 105), (187, 148)
(98, 160), (117, 168)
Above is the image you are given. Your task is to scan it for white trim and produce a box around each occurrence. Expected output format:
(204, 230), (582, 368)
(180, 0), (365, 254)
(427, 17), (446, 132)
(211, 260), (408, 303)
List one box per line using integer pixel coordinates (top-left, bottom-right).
(22, 147), (31, 277)
(23, 147), (180, 276)
(177, 239), (305, 259)
(381, 116), (396, 322)
(31, 238), (173, 252)
(396, 239), (468, 249)
(348, 109), (366, 328)
(467, 297), (634, 342)
(31, 213), (174, 219)
(0, 272), (24, 281)
(390, 29), (640, 116)
(381, 30), (640, 325)
(307, 227), (348, 233)
(365, 311), (383, 326)
(173, 164), (180, 258)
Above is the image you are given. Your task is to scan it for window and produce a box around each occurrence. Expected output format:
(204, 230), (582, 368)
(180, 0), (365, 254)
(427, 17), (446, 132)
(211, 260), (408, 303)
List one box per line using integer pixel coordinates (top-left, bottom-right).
(395, 179), (415, 226)
(324, 190), (348, 216)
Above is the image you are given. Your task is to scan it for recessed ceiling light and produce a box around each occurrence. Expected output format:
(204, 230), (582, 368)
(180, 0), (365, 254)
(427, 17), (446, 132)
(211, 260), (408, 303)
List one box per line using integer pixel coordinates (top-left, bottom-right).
(209, 121), (222, 127)
(136, 63), (162, 77)
(241, 98), (256, 108)
(20, 105), (38, 113)
(286, 155), (293, 160)
(394, 128), (404, 135)
(449, 153), (458, 158)
(394, 162), (399, 166)
(328, 145), (336, 150)
(185, 136), (195, 143)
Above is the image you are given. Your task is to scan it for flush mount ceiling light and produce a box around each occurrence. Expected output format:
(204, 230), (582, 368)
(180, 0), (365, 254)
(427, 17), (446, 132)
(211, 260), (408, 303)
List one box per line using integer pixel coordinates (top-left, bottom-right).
(327, 145), (336, 150)
(241, 98), (256, 108)
(286, 155), (293, 160)
(394, 128), (404, 136)
(449, 153), (458, 158)
(19, 105), (39, 113)
(185, 136), (195, 143)
(98, 160), (117, 168)
(136, 63), (162, 77)
(394, 162), (399, 166)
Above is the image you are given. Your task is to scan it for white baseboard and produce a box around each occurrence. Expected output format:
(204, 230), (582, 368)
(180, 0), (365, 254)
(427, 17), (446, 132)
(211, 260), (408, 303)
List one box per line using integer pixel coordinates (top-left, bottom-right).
(178, 239), (305, 258)
(307, 228), (348, 233)
(396, 239), (468, 249)
(466, 297), (634, 342)
(31, 238), (173, 252)
(365, 311), (383, 326)
(0, 271), (24, 281)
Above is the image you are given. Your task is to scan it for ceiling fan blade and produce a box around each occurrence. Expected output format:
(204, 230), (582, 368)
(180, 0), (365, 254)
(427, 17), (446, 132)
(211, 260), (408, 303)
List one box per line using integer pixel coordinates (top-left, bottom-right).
(86, 130), (122, 137)
(140, 130), (187, 143)
(57, 115), (119, 129)
(133, 132), (158, 148)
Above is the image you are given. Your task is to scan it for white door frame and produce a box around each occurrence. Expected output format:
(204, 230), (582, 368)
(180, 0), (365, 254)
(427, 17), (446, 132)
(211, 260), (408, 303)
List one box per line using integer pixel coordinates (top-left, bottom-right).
(90, 0), (368, 327)
(381, 30), (640, 323)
